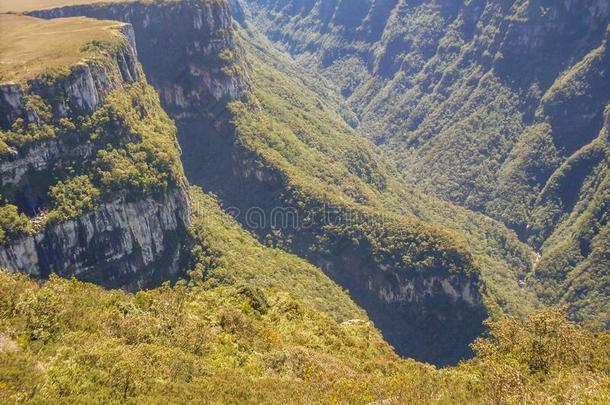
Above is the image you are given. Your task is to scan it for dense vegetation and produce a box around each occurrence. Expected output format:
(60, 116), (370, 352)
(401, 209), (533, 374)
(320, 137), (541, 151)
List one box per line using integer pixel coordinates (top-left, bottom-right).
(2, 0), (539, 365)
(242, 0), (610, 326)
(0, 1), (606, 400)
(1, 270), (608, 404)
(0, 79), (184, 239)
(188, 187), (364, 321)
(0, 206), (32, 246)
(223, 32), (541, 319)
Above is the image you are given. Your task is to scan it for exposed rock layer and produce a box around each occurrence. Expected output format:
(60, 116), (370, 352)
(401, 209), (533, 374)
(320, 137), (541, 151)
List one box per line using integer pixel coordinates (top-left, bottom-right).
(0, 21), (190, 290)
(0, 189), (189, 291)
(32, 0), (247, 122)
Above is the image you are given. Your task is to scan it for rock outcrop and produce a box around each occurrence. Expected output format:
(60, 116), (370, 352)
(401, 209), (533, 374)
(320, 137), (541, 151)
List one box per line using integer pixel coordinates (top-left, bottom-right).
(0, 19), (190, 290)
(31, 0), (247, 122)
(0, 189), (188, 291)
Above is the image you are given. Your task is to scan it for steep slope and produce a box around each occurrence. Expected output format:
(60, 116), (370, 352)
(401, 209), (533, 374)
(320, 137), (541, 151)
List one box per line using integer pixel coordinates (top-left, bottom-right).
(0, 1), (367, 329)
(2, 270), (609, 403)
(532, 108), (609, 326)
(241, 0), (610, 326)
(17, 0), (496, 364)
(188, 187), (366, 322)
(0, 14), (190, 290)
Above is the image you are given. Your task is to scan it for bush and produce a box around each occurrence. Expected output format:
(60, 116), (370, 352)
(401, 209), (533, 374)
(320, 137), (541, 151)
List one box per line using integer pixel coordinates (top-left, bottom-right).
(0, 205), (32, 244)
(48, 176), (101, 222)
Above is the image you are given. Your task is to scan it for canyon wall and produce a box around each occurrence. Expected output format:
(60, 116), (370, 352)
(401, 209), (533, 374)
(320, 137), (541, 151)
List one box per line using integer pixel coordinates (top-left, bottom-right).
(0, 21), (190, 290)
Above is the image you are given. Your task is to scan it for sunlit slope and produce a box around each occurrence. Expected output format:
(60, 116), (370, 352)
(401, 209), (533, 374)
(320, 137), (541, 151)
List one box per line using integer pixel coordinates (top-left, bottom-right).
(0, 0), (137, 13)
(1, 270), (608, 404)
(0, 14), (126, 83)
(230, 31), (541, 319)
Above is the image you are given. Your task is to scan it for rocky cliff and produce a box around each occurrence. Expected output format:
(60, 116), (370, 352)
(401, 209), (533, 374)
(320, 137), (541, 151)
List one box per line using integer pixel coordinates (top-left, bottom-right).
(0, 17), (190, 290)
(31, 0), (247, 123)
(18, 1), (490, 364)
(0, 189), (188, 290)
(242, 0), (610, 326)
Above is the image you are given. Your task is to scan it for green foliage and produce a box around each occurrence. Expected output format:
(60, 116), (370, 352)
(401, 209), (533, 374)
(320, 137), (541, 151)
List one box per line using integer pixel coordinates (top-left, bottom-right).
(472, 308), (607, 375)
(0, 79), (184, 244)
(0, 271), (400, 404)
(88, 81), (185, 196)
(188, 187), (364, 322)
(244, 0), (609, 325)
(0, 139), (10, 156)
(0, 271), (608, 404)
(225, 33), (540, 318)
(0, 119), (57, 150)
(48, 176), (101, 222)
(0, 205), (32, 245)
(463, 309), (610, 404)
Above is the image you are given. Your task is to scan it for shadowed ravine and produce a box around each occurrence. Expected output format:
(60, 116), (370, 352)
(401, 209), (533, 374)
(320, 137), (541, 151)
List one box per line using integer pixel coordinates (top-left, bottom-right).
(32, 0), (489, 366)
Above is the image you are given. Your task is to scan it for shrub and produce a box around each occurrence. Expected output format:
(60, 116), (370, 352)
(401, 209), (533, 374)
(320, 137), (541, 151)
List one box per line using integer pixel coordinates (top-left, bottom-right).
(48, 176), (101, 222)
(0, 205), (32, 244)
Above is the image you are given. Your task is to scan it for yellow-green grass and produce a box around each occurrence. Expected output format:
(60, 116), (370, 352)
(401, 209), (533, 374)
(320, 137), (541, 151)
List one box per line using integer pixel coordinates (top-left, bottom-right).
(0, 14), (126, 83)
(0, 0), (137, 13)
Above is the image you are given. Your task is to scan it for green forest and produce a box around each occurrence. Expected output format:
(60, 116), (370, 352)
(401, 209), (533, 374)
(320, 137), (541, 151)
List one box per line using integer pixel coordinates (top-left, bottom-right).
(0, 0), (608, 403)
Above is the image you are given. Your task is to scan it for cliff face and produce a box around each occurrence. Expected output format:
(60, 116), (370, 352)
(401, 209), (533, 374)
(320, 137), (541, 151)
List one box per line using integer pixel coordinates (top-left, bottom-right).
(0, 189), (188, 291)
(13, 1), (247, 290)
(0, 19), (190, 290)
(20, 1), (488, 364)
(320, 255), (485, 363)
(243, 0), (610, 326)
(32, 0), (247, 123)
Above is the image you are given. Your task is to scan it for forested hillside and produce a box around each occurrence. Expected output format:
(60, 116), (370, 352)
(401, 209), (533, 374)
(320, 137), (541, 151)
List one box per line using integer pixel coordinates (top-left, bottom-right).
(240, 0), (610, 327)
(1, 0), (548, 365)
(0, 0), (488, 365)
(1, 270), (609, 403)
(0, 1), (608, 401)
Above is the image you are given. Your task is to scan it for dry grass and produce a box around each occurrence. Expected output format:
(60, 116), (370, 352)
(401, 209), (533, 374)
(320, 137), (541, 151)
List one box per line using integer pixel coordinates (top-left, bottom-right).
(0, 0), (136, 13)
(0, 14), (126, 83)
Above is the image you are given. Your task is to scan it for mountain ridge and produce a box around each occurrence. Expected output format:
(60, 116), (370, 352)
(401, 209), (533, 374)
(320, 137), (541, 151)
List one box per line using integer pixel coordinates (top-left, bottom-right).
(239, 0), (610, 326)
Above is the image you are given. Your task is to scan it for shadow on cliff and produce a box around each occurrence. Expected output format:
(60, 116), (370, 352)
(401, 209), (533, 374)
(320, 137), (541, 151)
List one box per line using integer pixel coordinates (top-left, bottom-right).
(175, 117), (487, 367)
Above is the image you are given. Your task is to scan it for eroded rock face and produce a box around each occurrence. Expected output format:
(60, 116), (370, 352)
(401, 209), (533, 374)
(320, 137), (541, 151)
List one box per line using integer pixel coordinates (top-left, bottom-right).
(0, 25), (140, 129)
(317, 252), (486, 365)
(0, 22), (190, 290)
(0, 85), (27, 129)
(31, 0), (247, 122)
(0, 137), (95, 188)
(0, 189), (189, 291)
